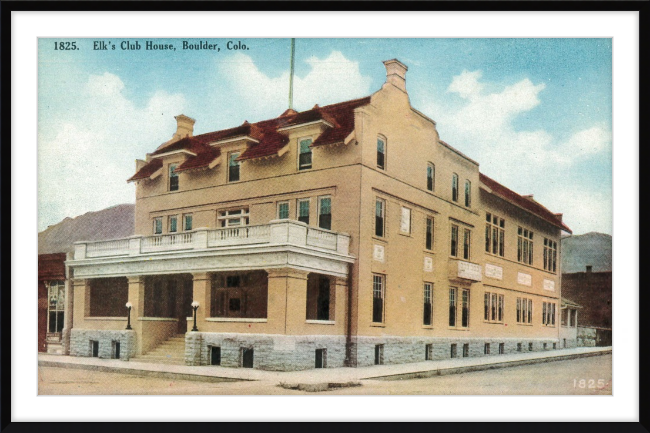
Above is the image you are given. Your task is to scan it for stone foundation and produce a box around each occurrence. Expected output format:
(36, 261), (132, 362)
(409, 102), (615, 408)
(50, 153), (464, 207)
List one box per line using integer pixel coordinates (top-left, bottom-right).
(70, 329), (136, 360)
(185, 332), (347, 371)
(184, 333), (561, 371)
(350, 336), (560, 367)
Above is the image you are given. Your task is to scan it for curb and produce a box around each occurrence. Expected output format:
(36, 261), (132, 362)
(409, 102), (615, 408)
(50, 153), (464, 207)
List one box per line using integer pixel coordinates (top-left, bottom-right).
(38, 360), (245, 384)
(366, 349), (612, 381)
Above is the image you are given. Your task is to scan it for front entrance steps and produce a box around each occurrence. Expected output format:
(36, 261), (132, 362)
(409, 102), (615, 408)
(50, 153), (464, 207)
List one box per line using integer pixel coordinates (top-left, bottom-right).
(133, 334), (186, 365)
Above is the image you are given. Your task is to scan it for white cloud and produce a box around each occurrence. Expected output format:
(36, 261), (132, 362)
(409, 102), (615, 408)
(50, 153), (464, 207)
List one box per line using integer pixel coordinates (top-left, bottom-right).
(422, 70), (612, 234)
(38, 72), (186, 230)
(220, 50), (372, 117)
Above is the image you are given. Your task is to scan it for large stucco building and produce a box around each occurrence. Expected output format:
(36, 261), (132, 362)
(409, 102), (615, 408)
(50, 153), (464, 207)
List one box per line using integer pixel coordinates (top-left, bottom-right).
(66, 59), (572, 370)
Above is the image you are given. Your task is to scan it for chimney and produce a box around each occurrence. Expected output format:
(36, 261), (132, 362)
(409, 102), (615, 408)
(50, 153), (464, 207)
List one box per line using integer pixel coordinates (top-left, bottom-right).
(586, 265), (593, 273)
(383, 59), (408, 93)
(554, 212), (563, 222)
(173, 114), (196, 140)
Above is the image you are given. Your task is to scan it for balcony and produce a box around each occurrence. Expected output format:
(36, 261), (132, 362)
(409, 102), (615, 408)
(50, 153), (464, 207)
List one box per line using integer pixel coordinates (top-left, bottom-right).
(69, 220), (353, 279)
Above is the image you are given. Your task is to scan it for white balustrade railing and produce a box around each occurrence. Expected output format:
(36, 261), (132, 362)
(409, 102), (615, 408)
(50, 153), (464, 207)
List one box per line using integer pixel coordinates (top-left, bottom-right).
(86, 239), (131, 257)
(74, 220), (350, 259)
(207, 225), (271, 247)
(141, 232), (194, 252)
(306, 227), (338, 250)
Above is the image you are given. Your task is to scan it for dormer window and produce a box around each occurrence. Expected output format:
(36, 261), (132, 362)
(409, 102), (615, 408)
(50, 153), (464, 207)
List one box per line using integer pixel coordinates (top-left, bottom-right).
(298, 138), (312, 170)
(228, 152), (240, 182)
(377, 137), (386, 170)
(169, 164), (179, 191)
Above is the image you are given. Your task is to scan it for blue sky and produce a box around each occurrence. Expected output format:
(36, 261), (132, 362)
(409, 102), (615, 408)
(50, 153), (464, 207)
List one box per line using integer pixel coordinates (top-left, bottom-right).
(38, 38), (612, 235)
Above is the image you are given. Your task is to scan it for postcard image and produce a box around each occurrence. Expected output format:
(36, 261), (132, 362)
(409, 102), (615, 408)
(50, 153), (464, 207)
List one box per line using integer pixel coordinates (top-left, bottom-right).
(37, 37), (612, 396)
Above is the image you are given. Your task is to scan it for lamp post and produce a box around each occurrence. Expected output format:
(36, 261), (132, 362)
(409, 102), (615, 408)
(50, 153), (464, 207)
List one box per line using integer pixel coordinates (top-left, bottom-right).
(191, 301), (200, 332)
(125, 302), (133, 330)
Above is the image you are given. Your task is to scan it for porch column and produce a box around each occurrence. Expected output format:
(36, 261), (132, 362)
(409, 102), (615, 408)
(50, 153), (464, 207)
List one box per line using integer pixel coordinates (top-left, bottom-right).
(71, 279), (88, 329)
(333, 276), (348, 325)
(191, 273), (211, 331)
(284, 269), (309, 335)
(127, 276), (145, 355)
(62, 252), (75, 355)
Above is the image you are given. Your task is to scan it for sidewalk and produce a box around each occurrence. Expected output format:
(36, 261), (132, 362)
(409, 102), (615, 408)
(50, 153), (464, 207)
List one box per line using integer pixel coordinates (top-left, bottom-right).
(39, 346), (611, 388)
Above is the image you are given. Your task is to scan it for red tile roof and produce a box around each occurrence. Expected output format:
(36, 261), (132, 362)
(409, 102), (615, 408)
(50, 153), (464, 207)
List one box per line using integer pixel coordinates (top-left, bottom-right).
(479, 173), (572, 233)
(128, 96), (372, 180)
(38, 253), (67, 281)
(127, 158), (162, 182)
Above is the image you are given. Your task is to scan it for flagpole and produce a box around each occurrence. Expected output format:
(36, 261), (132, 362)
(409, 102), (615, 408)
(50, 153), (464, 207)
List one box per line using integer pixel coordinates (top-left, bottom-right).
(289, 38), (295, 110)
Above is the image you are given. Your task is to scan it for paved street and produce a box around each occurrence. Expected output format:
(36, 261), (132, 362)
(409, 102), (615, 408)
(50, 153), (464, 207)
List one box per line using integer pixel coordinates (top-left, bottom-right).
(38, 353), (611, 395)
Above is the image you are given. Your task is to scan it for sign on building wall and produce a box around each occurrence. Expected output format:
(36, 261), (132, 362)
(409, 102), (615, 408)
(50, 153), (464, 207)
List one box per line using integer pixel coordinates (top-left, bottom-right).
(457, 261), (482, 281)
(517, 272), (532, 286)
(543, 279), (555, 291)
(484, 263), (503, 280)
(373, 244), (385, 262)
(424, 257), (433, 272)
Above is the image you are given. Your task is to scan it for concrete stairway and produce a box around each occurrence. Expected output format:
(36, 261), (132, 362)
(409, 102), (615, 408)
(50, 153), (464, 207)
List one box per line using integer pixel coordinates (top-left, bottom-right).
(133, 334), (186, 365)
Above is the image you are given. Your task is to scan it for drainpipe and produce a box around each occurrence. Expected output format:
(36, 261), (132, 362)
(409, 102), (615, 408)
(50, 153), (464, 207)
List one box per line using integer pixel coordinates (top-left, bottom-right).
(345, 262), (353, 367)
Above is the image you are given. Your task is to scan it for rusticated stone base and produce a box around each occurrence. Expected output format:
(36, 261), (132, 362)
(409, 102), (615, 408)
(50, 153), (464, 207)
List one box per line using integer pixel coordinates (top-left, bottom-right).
(185, 332), (347, 371)
(69, 329), (136, 360)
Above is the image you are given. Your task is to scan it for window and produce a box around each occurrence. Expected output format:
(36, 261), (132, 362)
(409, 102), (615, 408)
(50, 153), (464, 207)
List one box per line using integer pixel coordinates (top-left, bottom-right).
(374, 344), (384, 365)
(169, 215), (178, 233)
(91, 340), (99, 358)
(423, 283), (433, 326)
(484, 343), (490, 355)
(372, 274), (385, 323)
(484, 292), (505, 323)
(427, 163), (435, 191)
(47, 281), (65, 334)
(461, 289), (470, 328)
(228, 152), (240, 182)
(210, 272), (268, 319)
(218, 208), (250, 228)
(543, 301), (556, 326)
(450, 344), (457, 358)
(465, 180), (471, 207)
(517, 227), (534, 265)
(153, 217), (163, 234)
(377, 137), (386, 170)
(297, 199), (310, 224)
(426, 344), (433, 360)
(485, 213), (505, 257)
(210, 347), (221, 365)
(315, 348), (326, 368)
(241, 348), (254, 368)
(499, 343), (505, 354)
(298, 137), (312, 170)
(516, 297), (533, 324)
(517, 343), (522, 352)
(452, 173), (459, 202)
(169, 164), (179, 191)
(183, 214), (193, 231)
(544, 238), (558, 272)
(318, 196), (332, 230)
(277, 202), (289, 219)
(529, 342), (534, 351)
(448, 288), (457, 327)
(400, 207), (411, 234)
(375, 199), (385, 237)
(112, 341), (121, 360)
(450, 224), (459, 257)
(425, 217), (434, 250)
(463, 343), (469, 357)
(463, 228), (471, 260)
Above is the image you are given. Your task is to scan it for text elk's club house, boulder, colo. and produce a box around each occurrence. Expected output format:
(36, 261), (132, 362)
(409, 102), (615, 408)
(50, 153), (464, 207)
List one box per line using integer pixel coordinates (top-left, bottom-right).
(64, 59), (572, 370)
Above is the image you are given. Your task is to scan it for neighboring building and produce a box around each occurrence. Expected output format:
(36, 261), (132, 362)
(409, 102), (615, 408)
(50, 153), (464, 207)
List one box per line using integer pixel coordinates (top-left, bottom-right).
(66, 59), (571, 370)
(561, 232), (611, 274)
(561, 266), (612, 347)
(38, 204), (134, 354)
(38, 253), (67, 353)
(559, 297), (581, 349)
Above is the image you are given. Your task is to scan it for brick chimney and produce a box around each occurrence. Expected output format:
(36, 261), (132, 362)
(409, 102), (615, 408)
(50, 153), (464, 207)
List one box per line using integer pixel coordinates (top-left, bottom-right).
(173, 114), (195, 140)
(383, 59), (408, 93)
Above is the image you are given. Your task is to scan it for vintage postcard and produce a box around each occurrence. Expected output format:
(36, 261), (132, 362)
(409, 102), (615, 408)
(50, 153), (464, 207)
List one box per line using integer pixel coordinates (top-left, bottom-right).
(37, 36), (612, 397)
